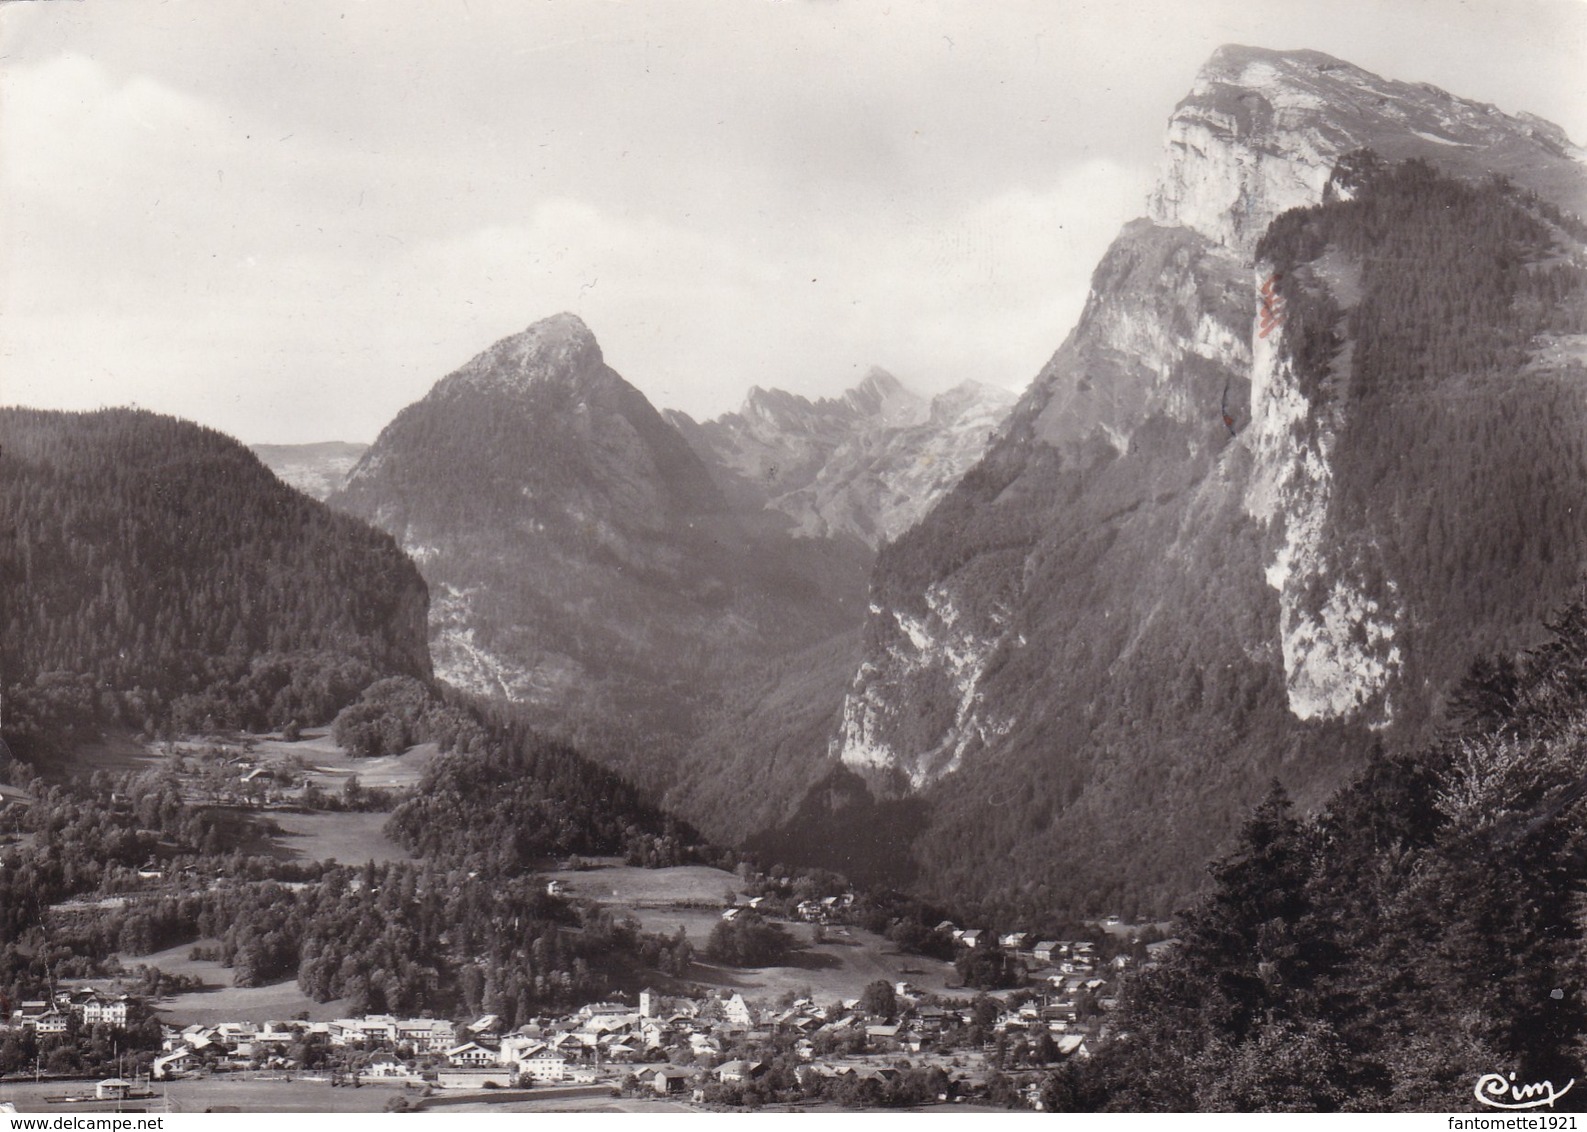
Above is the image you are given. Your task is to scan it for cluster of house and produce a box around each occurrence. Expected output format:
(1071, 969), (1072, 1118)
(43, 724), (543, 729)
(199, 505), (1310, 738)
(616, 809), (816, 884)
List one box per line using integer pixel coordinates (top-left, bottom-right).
(3, 988), (132, 1034)
(141, 980), (1105, 1094)
(954, 930), (1119, 978)
(785, 893), (856, 922)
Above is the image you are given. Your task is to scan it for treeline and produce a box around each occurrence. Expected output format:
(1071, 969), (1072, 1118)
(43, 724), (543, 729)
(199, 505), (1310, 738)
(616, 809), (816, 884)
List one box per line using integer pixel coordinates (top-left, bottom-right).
(0, 765), (329, 997)
(330, 675), (486, 758)
(112, 863), (694, 1022)
(0, 408), (430, 762)
(0, 763), (701, 1024)
(384, 711), (712, 872)
(704, 912), (794, 967)
(1062, 591), (1587, 1111)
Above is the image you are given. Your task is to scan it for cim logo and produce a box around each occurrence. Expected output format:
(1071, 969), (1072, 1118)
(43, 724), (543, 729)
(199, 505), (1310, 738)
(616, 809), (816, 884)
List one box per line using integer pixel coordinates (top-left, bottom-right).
(1475, 1071), (1575, 1110)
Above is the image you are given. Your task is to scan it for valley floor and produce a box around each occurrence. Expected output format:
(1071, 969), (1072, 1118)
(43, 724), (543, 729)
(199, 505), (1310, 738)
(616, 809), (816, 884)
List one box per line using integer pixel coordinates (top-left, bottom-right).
(545, 859), (964, 1003)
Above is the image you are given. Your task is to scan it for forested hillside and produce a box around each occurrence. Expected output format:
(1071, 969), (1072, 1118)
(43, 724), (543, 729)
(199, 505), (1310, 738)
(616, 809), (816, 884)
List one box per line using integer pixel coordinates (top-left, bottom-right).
(1257, 155), (1587, 727)
(1064, 593), (1587, 1111)
(0, 409), (431, 765)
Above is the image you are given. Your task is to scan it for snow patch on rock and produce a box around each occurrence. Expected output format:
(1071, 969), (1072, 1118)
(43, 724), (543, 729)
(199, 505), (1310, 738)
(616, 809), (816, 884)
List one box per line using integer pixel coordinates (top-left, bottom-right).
(836, 584), (1011, 787)
(428, 584), (573, 704)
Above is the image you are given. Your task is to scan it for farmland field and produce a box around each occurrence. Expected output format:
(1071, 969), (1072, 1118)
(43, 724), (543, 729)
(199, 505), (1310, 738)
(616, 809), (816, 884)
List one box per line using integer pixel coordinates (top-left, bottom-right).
(156, 976), (347, 1026)
(118, 938), (228, 981)
(179, 728), (440, 792)
(430, 1091), (694, 1113)
(0, 1076), (397, 1114)
(544, 860), (963, 1005)
(116, 941), (346, 1027)
(267, 810), (411, 866)
(544, 862), (740, 906)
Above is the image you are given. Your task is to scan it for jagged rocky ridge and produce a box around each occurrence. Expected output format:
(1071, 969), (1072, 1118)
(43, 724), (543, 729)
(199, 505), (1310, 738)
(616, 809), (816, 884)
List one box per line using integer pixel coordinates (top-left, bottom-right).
(668, 370), (1015, 548)
(822, 45), (1587, 916)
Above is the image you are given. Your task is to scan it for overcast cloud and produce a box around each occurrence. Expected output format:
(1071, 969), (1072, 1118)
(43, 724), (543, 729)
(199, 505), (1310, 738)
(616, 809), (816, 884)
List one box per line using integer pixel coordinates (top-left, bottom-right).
(2, 0), (1584, 442)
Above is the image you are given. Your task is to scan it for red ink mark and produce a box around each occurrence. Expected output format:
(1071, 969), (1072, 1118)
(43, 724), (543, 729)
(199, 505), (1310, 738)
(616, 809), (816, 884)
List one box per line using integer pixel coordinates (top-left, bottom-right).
(1259, 272), (1286, 339)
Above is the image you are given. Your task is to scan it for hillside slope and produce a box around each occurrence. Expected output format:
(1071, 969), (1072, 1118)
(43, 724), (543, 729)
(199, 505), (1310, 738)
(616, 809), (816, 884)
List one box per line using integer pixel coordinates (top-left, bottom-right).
(0, 408), (430, 763)
(1082, 595), (1587, 1110)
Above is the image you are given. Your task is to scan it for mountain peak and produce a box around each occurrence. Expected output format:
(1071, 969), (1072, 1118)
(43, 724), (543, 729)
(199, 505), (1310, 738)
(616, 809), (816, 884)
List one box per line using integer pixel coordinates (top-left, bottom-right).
(1150, 45), (1586, 252)
(851, 366), (906, 397)
(444, 311), (605, 396)
(842, 367), (927, 427)
(1199, 43), (1353, 78)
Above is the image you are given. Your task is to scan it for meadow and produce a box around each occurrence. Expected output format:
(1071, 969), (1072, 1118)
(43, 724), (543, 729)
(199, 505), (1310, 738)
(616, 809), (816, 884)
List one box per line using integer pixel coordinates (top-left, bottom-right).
(545, 860), (962, 1004)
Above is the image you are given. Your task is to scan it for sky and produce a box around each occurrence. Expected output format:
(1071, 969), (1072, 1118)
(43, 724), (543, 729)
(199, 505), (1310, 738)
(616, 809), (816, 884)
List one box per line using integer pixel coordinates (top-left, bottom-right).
(2, 0), (1585, 444)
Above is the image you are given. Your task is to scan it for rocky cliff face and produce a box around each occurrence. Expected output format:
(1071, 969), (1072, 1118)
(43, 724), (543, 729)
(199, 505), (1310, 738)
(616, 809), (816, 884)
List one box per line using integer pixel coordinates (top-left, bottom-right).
(671, 369), (1015, 547)
(1148, 46), (1587, 253)
(823, 45), (1587, 915)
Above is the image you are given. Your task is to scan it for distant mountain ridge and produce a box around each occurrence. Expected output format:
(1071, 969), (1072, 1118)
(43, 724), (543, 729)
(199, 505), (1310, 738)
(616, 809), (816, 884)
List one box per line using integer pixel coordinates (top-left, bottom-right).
(669, 369), (1015, 546)
(252, 440), (368, 500)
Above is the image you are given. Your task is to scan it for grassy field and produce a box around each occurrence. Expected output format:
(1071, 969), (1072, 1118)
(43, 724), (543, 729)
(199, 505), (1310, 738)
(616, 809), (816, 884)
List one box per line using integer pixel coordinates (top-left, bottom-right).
(545, 862), (740, 906)
(119, 938), (227, 981)
(267, 810), (411, 866)
(116, 939), (345, 1028)
(48, 726), (433, 861)
(0, 1077), (399, 1114)
(44, 729), (164, 779)
(244, 730), (439, 791)
(431, 1092), (694, 1113)
(545, 860), (963, 1005)
(157, 977), (347, 1026)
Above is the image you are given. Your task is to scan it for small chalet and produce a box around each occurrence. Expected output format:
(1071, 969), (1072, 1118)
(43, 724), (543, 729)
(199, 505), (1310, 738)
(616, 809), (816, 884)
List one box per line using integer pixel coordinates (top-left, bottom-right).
(152, 1049), (194, 1079)
(722, 994), (754, 1028)
(445, 1041), (497, 1068)
(652, 1067), (693, 1095)
(365, 1054), (419, 1080)
(715, 1059), (765, 1084)
(1057, 1034), (1091, 1060)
